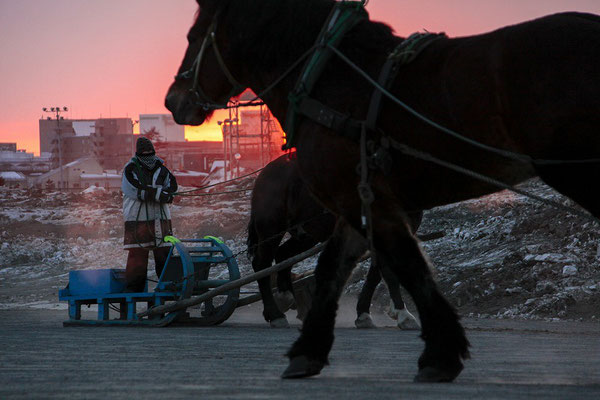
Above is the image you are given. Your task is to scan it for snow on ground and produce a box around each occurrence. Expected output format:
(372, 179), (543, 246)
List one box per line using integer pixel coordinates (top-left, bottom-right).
(0, 178), (599, 323)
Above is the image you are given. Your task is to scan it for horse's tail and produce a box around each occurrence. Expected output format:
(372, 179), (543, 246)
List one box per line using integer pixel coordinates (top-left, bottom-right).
(247, 211), (258, 262)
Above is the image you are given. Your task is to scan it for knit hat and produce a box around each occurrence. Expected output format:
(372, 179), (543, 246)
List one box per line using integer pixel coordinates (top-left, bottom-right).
(136, 137), (155, 156)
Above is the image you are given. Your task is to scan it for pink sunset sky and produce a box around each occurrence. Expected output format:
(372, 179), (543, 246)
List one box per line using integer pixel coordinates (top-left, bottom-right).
(1, 0), (599, 155)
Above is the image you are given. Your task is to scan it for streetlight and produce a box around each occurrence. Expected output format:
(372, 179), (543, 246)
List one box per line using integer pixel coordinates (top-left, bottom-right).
(234, 152), (241, 177)
(132, 120), (139, 157)
(43, 106), (68, 190)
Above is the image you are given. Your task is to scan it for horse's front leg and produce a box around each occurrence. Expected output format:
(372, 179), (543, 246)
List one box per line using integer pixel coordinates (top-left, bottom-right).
(373, 210), (470, 382)
(282, 218), (367, 379)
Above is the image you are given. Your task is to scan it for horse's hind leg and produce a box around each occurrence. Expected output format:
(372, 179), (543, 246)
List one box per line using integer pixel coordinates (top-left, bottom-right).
(379, 264), (420, 330)
(355, 209), (422, 329)
(355, 259), (420, 329)
(282, 219), (367, 379)
(273, 236), (318, 313)
(253, 233), (290, 328)
(373, 211), (469, 382)
(354, 261), (380, 328)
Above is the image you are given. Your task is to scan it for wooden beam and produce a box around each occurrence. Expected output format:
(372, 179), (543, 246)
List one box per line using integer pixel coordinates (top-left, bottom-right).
(138, 242), (326, 318)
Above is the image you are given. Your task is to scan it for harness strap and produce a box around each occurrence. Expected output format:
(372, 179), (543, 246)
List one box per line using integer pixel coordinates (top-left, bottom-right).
(366, 33), (446, 133)
(388, 32), (446, 65)
(296, 97), (362, 141)
(357, 33), (446, 250)
(284, 1), (367, 150)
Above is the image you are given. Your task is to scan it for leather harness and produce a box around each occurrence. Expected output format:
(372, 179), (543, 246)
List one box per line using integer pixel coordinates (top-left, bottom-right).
(283, 1), (446, 251)
(284, 3), (446, 151)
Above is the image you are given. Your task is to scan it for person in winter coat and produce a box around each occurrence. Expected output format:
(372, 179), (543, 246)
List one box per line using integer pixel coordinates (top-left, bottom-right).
(121, 137), (178, 292)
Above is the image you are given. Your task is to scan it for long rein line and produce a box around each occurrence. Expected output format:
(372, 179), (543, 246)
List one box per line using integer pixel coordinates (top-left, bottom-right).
(240, 44), (320, 108)
(200, 43), (320, 111)
(327, 44), (600, 166)
(176, 188), (252, 197)
(174, 166), (266, 195)
(393, 143), (599, 223)
(326, 45), (600, 224)
(174, 44), (321, 196)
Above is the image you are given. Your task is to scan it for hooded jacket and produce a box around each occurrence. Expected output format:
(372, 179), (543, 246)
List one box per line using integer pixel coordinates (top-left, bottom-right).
(121, 157), (178, 248)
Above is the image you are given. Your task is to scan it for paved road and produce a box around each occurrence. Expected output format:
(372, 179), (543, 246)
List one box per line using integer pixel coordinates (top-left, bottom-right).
(1, 306), (600, 399)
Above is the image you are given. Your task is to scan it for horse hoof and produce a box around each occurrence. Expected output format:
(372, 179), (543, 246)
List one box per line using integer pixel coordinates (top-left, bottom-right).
(396, 309), (421, 330)
(389, 307), (421, 330)
(354, 312), (377, 329)
(274, 291), (295, 313)
(281, 356), (324, 379)
(270, 317), (290, 328)
(413, 366), (462, 383)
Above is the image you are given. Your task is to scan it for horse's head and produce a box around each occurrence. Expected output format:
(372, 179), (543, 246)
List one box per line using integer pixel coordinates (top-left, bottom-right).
(165, 0), (244, 125)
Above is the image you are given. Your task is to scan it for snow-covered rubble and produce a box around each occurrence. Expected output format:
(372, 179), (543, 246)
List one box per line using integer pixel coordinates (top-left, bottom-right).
(0, 178), (599, 323)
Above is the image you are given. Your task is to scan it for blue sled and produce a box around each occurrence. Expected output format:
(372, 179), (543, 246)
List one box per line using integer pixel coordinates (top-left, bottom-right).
(58, 238), (240, 327)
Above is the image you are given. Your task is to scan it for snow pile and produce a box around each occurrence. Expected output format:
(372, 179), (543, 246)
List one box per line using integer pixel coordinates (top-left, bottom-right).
(83, 185), (106, 194)
(0, 178), (599, 323)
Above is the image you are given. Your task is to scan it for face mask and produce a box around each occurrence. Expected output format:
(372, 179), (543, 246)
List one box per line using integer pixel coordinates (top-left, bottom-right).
(137, 154), (158, 170)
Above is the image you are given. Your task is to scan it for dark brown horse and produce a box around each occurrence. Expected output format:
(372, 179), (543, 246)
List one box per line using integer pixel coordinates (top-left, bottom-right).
(247, 152), (421, 329)
(165, 0), (600, 382)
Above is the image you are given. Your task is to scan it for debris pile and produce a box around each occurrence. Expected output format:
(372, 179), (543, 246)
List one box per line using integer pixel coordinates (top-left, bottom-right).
(1, 178), (599, 322)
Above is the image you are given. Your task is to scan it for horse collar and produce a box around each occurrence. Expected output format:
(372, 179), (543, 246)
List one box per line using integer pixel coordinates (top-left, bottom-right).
(284, 1), (368, 150)
(283, 0), (446, 150)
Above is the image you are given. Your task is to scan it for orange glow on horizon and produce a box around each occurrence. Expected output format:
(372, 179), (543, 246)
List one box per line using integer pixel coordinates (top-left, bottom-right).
(184, 109), (230, 142)
(2, 1), (599, 156)
(185, 124), (223, 142)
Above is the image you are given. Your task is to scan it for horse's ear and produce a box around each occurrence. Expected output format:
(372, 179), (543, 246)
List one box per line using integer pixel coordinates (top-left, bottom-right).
(196, 0), (221, 16)
(197, 0), (218, 11)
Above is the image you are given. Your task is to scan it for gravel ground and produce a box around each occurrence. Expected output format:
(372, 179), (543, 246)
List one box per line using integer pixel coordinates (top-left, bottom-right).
(0, 308), (599, 400)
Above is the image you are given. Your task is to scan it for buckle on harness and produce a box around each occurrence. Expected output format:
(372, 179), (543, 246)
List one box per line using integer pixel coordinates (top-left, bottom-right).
(357, 182), (374, 204)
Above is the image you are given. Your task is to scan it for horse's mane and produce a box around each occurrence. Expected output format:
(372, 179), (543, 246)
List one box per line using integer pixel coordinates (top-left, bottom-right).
(215, 0), (399, 75)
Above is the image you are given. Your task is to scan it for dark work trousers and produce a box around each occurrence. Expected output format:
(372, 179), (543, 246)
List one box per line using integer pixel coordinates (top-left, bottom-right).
(125, 247), (170, 292)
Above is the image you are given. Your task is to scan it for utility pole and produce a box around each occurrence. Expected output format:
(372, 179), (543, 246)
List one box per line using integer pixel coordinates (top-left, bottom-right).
(43, 106), (68, 191)
(132, 120), (139, 157)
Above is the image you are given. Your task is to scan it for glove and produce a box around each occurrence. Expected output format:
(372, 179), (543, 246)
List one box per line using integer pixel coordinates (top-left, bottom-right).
(159, 191), (174, 204)
(143, 186), (157, 202)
